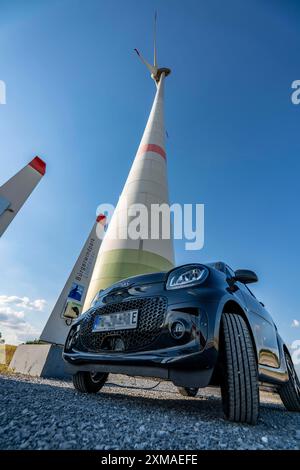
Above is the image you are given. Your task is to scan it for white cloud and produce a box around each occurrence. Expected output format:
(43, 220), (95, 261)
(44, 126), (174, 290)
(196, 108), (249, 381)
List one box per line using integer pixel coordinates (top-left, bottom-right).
(0, 295), (46, 311)
(0, 306), (24, 318)
(291, 319), (300, 328)
(0, 294), (46, 344)
(0, 322), (40, 346)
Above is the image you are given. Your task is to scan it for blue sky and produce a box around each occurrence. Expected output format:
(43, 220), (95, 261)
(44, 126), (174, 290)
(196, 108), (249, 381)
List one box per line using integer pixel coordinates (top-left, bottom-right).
(0, 0), (299, 348)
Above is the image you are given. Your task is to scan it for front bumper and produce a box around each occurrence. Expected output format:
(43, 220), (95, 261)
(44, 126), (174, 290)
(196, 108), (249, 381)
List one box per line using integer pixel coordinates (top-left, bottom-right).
(63, 340), (217, 387)
(63, 288), (220, 388)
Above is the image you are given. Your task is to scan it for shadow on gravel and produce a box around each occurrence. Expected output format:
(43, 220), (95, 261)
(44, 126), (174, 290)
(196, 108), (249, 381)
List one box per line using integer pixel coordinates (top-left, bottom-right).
(0, 375), (224, 422)
(0, 375), (287, 425)
(2, 375), (299, 452)
(97, 390), (223, 418)
(0, 375), (71, 390)
(95, 388), (286, 419)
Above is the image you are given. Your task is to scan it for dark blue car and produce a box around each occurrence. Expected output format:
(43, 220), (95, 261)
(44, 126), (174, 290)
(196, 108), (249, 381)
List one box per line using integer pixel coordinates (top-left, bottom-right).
(63, 262), (300, 424)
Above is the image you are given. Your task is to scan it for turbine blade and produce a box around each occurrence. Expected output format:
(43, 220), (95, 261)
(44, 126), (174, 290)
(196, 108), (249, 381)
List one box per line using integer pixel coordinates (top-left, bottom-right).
(153, 11), (157, 68)
(0, 156), (46, 237)
(134, 48), (156, 75)
(134, 48), (153, 73)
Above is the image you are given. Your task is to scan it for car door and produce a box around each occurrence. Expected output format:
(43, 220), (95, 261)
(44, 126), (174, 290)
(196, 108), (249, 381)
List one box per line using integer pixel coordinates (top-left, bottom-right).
(237, 282), (280, 368)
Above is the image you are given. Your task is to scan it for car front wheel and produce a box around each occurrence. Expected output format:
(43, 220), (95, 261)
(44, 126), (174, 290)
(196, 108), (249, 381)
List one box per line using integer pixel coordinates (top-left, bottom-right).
(279, 352), (300, 412)
(72, 371), (108, 393)
(219, 313), (259, 424)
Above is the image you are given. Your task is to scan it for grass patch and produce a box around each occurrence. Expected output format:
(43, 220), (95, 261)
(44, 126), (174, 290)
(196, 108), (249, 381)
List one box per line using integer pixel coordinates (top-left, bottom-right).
(0, 344), (17, 374)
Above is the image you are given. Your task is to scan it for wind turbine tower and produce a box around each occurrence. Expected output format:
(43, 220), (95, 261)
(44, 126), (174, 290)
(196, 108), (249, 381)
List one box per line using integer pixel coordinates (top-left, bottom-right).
(84, 14), (175, 309)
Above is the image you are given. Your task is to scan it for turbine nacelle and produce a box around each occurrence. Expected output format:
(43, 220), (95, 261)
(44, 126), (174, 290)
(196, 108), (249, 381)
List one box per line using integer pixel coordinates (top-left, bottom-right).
(134, 49), (171, 83)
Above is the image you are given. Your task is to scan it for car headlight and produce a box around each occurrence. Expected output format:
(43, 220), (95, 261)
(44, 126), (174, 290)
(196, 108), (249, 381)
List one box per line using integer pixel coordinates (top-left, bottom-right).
(166, 265), (209, 290)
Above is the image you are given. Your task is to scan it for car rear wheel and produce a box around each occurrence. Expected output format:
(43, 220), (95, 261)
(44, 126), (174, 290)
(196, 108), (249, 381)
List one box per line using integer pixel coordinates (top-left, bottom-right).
(72, 371), (108, 393)
(279, 352), (300, 411)
(220, 313), (259, 424)
(177, 387), (199, 397)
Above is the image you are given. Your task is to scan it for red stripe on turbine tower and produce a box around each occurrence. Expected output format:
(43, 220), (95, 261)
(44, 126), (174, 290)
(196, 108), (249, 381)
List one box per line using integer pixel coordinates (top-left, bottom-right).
(138, 143), (166, 160)
(29, 156), (46, 175)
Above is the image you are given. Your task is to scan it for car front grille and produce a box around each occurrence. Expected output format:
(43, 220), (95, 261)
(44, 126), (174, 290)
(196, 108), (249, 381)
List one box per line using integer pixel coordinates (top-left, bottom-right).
(78, 296), (167, 353)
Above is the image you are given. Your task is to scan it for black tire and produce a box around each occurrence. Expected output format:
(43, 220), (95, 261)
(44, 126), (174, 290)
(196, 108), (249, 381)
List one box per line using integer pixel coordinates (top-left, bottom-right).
(177, 387), (199, 397)
(219, 313), (259, 424)
(279, 352), (300, 412)
(72, 371), (108, 393)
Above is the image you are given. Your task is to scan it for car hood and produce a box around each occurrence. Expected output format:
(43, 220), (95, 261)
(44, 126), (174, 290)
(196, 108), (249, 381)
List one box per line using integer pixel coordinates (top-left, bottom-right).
(104, 271), (168, 292)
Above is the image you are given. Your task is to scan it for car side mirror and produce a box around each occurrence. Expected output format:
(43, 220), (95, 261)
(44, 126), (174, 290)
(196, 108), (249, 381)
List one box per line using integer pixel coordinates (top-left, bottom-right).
(233, 269), (258, 284)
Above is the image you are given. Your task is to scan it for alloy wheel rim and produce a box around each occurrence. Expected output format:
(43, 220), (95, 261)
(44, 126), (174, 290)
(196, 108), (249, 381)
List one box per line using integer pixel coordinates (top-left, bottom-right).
(90, 372), (103, 383)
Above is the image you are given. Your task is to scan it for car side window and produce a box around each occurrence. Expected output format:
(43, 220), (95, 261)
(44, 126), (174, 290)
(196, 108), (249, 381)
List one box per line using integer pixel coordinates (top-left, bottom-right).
(225, 266), (235, 279)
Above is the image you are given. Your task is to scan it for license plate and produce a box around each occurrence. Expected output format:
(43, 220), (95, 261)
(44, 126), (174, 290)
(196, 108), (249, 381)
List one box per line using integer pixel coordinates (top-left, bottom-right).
(92, 309), (139, 332)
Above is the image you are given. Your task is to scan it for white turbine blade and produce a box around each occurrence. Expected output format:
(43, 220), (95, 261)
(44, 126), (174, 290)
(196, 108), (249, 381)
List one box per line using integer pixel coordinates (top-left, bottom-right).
(134, 48), (156, 75)
(0, 156), (46, 237)
(40, 214), (107, 345)
(153, 11), (158, 68)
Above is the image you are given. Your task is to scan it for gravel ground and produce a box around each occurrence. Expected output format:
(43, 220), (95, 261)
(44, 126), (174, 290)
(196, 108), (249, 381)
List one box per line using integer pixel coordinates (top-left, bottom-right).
(0, 373), (299, 450)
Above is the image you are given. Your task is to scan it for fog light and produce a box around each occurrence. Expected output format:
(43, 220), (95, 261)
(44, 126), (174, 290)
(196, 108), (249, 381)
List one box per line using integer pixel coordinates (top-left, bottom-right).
(66, 324), (80, 350)
(170, 320), (185, 339)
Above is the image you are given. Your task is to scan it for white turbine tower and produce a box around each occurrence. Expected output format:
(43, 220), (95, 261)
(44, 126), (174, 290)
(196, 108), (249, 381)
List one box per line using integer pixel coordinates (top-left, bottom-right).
(84, 13), (174, 309)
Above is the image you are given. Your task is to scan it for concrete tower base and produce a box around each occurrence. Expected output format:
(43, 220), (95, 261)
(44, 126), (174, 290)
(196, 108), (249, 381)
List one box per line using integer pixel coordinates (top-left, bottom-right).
(9, 344), (70, 379)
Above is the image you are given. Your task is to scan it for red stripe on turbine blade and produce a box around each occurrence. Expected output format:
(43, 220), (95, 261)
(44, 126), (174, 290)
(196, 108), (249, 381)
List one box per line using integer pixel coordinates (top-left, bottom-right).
(138, 144), (166, 160)
(29, 156), (46, 176)
(96, 214), (106, 223)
